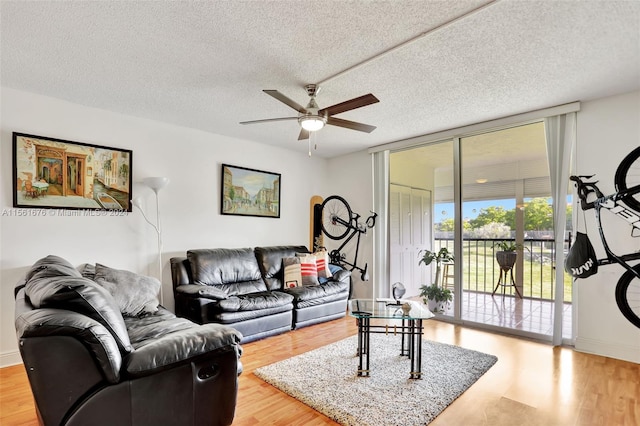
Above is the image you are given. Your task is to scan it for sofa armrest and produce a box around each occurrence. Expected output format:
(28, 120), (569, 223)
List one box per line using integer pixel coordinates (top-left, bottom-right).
(16, 307), (122, 383)
(125, 323), (242, 377)
(170, 256), (194, 287)
(175, 284), (229, 300)
(331, 268), (352, 283)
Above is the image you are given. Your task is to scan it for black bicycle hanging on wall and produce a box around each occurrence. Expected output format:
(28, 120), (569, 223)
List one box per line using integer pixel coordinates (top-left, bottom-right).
(569, 146), (640, 328)
(321, 195), (377, 281)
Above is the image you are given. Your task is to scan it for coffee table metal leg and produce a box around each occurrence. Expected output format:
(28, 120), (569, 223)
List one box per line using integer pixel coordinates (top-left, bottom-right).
(357, 317), (370, 377)
(400, 317), (409, 356)
(410, 319), (423, 379)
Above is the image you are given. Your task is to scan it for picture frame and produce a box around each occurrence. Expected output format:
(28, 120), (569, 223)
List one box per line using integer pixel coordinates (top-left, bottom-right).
(13, 132), (133, 211)
(221, 164), (281, 218)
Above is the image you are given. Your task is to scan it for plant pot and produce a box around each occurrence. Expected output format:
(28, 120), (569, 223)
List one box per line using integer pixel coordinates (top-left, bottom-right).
(427, 298), (447, 314)
(496, 250), (517, 271)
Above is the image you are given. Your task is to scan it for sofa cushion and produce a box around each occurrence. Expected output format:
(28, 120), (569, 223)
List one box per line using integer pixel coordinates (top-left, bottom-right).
(24, 257), (133, 354)
(94, 264), (160, 317)
(254, 245), (309, 290)
(283, 281), (350, 303)
(124, 307), (200, 348)
(187, 248), (267, 294)
(217, 291), (294, 312)
(123, 307), (242, 376)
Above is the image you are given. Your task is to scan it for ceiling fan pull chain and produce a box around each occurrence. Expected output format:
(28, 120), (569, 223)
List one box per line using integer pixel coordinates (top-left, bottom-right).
(308, 135), (312, 157)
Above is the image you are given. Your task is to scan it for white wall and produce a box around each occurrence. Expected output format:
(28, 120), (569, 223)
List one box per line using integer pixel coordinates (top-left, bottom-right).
(329, 90), (640, 363)
(1, 87), (328, 366)
(573, 90), (640, 363)
(325, 151), (375, 299)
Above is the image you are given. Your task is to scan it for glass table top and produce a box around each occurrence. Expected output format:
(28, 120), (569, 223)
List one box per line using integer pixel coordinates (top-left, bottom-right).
(348, 299), (435, 320)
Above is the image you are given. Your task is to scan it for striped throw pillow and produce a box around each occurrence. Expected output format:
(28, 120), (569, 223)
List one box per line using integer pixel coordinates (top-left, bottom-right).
(297, 254), (320, 286)
(313, 250), (333, 279)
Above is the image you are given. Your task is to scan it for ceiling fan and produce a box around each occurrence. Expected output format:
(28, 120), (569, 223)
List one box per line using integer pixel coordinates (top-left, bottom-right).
(240, 84), (379, 140)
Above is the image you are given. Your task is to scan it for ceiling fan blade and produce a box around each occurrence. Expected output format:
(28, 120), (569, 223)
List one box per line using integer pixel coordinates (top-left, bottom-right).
(319, 93), (379, 116)
(298, 128), (310, 140)
(240, 117), (298, 125)
(327, 117), (376, 133)
(264, 90), (307, 113)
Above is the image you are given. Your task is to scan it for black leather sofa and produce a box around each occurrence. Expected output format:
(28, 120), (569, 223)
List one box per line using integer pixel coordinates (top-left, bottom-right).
(15, 255), (242, 426)
(170, 245), (351, 342)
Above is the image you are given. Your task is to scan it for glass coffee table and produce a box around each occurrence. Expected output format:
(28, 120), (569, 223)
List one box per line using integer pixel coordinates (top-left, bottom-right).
(348, 299), (434, 380)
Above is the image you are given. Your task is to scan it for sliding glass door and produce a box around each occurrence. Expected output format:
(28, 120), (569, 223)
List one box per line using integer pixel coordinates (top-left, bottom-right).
(389, 141), (455, 318)
(387, 122), (573, 340)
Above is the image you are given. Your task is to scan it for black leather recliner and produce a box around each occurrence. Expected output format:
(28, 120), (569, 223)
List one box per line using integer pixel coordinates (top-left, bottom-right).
(171, 245), (351, 342)
(15, 255), (242, 426)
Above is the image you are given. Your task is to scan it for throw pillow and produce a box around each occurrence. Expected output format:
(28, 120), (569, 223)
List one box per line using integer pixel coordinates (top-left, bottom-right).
(282, 257), (302, 288)
(296, 254), (320, 286)
(312, 250), (333, 279)
(94, 264), (160, 317)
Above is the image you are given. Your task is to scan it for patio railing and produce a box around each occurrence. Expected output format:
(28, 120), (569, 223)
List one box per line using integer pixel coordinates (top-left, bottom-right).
(434, 236), (573, 302)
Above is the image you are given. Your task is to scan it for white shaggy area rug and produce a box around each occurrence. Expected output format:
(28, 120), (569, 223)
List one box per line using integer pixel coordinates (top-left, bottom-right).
(254, 334), (497, 426)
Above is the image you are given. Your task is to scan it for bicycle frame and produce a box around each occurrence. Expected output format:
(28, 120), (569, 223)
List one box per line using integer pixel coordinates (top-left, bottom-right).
(327, 210), (377, 279)
(332, 227), (365, 272)
(573, 177), (640, 278)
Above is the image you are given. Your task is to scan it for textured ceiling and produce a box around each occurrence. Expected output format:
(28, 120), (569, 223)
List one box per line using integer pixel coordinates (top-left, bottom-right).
(1, 0), (639, 158)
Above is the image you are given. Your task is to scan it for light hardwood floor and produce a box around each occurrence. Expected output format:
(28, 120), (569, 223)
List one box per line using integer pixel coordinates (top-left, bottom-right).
(1, 317), (638, 425)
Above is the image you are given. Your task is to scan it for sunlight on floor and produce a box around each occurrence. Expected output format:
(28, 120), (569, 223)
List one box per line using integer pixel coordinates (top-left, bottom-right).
(441, 291), (572, 337)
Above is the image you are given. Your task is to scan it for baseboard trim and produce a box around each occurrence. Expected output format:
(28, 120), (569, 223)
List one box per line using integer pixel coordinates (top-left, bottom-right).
(575, 336), (640, 363)
(0, 350), (23, 368)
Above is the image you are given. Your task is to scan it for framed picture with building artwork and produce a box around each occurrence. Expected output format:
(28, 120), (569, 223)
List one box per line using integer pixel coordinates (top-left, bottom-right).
(221, 164), (281, 218)
(12, 132), (133, 211)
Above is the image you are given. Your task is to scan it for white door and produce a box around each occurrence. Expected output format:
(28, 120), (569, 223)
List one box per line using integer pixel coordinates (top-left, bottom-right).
(389, 184), (432, 297)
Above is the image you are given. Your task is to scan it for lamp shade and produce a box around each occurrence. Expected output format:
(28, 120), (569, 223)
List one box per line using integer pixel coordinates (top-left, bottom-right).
(143, 177), (170, 193)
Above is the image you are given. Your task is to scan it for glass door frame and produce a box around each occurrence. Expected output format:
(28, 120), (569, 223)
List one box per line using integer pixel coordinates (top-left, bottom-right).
(373, 102), (580, 345)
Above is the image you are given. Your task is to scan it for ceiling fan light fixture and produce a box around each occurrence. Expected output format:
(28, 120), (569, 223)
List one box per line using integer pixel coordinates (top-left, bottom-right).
(299, 115), (327, 131)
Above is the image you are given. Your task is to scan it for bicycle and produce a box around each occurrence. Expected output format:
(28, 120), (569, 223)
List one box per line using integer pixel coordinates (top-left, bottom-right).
(570, 146), (640, 328)
(320, 195), (377, 281)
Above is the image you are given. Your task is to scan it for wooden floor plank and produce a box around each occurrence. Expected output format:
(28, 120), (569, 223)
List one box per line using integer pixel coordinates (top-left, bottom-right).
(1, 317), (638, 425)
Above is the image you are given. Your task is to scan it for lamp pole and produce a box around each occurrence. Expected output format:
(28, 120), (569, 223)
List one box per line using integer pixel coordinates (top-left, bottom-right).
(138, 177), (170, 305)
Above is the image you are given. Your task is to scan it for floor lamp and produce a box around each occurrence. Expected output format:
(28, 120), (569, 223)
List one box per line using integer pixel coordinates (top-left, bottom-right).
(133, 177), (170, 305)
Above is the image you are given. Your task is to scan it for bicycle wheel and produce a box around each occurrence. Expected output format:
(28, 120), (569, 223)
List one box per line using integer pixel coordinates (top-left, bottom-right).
(614, 146), (640, 212)
(615, 263), (640, 329)
(321, 195), (352, 240)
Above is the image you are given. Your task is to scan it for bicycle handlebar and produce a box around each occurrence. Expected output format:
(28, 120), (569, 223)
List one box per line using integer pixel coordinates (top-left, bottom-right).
(570, 175), (605, 210)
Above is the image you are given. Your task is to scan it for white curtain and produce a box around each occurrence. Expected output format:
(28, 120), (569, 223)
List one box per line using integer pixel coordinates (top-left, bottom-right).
(544, 112), (576, 346)
(372, 150), (390, 300)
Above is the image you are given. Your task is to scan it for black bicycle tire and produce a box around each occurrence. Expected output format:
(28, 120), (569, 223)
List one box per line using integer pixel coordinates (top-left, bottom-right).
(614, 263), (640, 329)
(614, 146), (640, 212)
(321, 195), (352, 240)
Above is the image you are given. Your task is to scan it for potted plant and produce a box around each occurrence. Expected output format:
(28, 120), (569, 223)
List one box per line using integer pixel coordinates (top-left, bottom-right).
(493, 241), (528, 271)
(419, 284), (452, 313)
(418, 247), (454, 286)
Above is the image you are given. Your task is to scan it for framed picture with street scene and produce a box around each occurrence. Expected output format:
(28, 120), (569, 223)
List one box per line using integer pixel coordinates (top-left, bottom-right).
(13, 132), (133, 211)
(221, 164), (281, 218)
